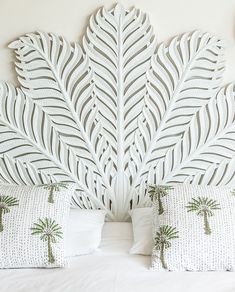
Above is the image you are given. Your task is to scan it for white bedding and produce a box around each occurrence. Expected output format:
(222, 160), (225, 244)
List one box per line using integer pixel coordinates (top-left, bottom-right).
(1, 222), (235, 292)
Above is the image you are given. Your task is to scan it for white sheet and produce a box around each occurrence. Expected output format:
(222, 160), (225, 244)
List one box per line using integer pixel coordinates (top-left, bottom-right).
(1, 222), (235, 292)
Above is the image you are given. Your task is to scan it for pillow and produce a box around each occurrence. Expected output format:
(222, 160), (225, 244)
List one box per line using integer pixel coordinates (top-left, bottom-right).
(129, 208), (153, 255)
(0, 182), (75, 269)
(101, 222), (133, 253)
(66, 209), (106, 257)
(149, 184), (235, 271)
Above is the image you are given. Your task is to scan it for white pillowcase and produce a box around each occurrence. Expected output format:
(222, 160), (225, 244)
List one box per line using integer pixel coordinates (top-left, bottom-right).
(66, 209), (106, 257)
(129, 207), (153, 255)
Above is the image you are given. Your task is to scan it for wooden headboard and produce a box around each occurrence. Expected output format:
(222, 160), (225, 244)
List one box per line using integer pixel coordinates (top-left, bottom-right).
(0, 3), (234, 220)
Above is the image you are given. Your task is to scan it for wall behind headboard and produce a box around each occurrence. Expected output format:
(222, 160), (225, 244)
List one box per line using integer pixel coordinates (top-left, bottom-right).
(0, 0), (235, 86)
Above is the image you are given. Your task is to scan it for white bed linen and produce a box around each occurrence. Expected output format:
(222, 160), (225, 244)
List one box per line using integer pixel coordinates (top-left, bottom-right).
(1, 222), (235, 292)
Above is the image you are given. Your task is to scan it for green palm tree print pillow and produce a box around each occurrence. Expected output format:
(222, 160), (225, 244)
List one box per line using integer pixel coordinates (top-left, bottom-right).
(0, 183), (75, 269)
(150, 184), (235, 271)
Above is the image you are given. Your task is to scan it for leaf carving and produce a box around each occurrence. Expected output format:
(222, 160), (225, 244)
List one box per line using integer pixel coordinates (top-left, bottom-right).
(0, 155), (51, 185)
(184, 158), (235, 186)
(159, 84), (235, 184)
(83, 4), (156, 217)
(8, 30), (115, 218)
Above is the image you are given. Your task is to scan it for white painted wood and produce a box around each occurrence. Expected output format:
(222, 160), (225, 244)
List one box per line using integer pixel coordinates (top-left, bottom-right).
(0, 4), (234, 220)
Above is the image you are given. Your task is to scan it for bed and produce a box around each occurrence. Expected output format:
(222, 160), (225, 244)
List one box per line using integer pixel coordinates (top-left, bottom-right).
(1, 222), (235, 292)
(1, 2), (235, 290)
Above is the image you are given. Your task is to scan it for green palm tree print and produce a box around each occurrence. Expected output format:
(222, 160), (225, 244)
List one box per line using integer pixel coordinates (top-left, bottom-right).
(186, 197), (220, 235)
(148, 185), (174, 215)
(0, 195), (19, 232)
(154, 225), (179, 270)
(39, 182), (68, 203)
(231, 189), (235, 196)
(31, 218), (63, 264)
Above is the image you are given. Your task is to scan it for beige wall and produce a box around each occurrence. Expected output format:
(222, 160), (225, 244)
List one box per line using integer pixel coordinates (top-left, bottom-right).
(0, 0), (235, 86)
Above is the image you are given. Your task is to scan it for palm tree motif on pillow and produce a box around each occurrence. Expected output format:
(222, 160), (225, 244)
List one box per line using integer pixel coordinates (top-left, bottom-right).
(148, 185), (174, 215)
(186, 197), (220, 235)
(0, 195), (19, 232)
(231, 189), (235, 196)
(154, 225), (179, 270)
(38, 182), (68, 203)
(31, 218), (63, 264)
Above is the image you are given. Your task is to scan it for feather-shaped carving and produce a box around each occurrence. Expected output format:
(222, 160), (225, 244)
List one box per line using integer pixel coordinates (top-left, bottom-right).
(0, 4), (234, 220)
(83, 4), (156, 217)
(184, 158), (235, 186)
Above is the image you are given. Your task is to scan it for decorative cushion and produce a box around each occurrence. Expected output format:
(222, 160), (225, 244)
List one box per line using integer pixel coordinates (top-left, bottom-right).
(129, 208), (153, 255)
(0, 182), (75, 268)
(149, 184), (235, 271)
(66, 209), (106, 257)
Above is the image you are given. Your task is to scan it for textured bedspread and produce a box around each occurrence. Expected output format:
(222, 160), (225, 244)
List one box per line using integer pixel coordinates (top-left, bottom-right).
(1, 223), (235, 292)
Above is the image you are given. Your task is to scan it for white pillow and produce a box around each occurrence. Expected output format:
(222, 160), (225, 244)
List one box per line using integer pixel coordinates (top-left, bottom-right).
(66, 209), (106, 257)
(129, 207), (153, 255)
(150, 184), (235, 271)
(0, 183), (75, 268)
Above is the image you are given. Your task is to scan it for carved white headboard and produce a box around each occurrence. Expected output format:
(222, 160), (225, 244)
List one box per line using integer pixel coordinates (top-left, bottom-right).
(0, 3), (235, 220)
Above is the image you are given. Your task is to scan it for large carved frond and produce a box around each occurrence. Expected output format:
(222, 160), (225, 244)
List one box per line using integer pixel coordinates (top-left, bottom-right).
(0, 3), (234, 220)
